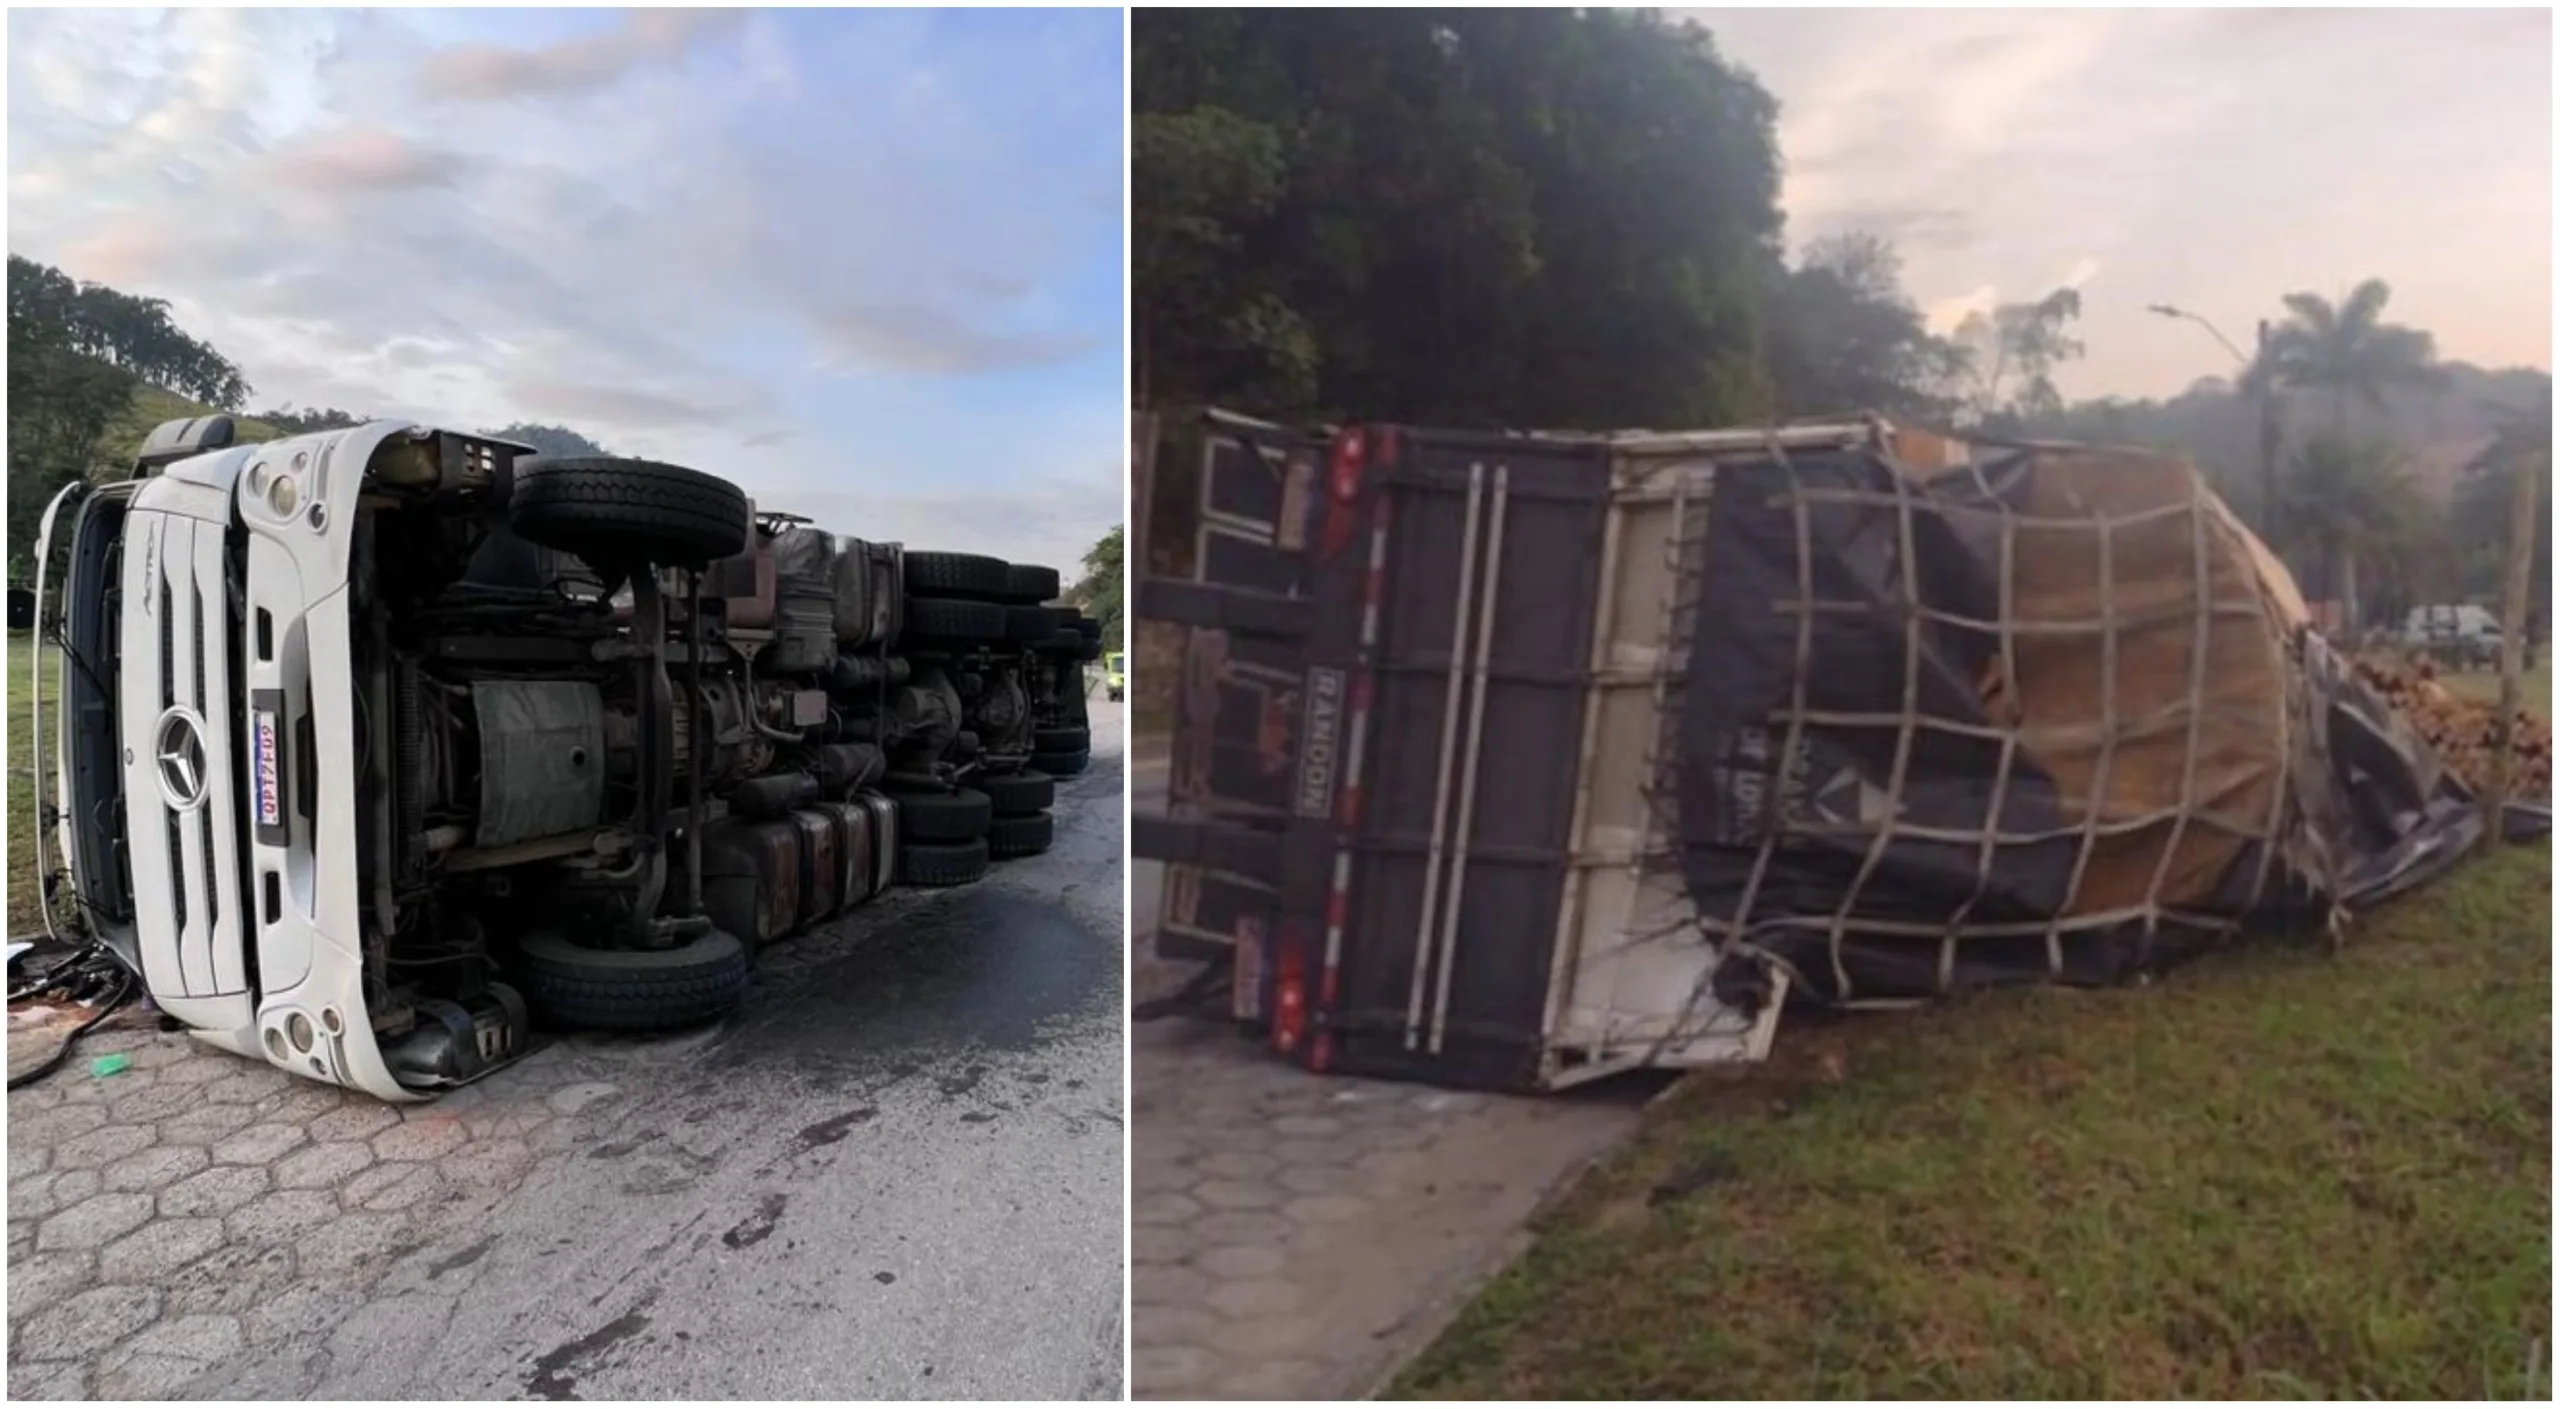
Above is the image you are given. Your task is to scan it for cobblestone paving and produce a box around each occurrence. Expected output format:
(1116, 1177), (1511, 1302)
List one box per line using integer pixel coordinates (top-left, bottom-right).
(7, 704), (1128, 1401)
(1128, 752), (1645, 1400)
(8, 1022), (581, 1400)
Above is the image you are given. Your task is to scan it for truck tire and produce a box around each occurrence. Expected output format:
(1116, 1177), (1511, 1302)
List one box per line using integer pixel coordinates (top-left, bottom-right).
(1030, 748), (1088, 778)
(903, 551), (1012, 601)
(988, 811), (1054, 860)
(1072, 614), (1102, 639)
(517, 929), (748, 1032)
(509, 457), (750, 568)
(890, 786), (992, 842)
(1004, 563), (1062, 604)
(903, 595), (1008, 644)
(1005, 605), (1059, 641)
(1076, 636), (1104, 663)
(899, 837), (990, 887)
(1037, 627), (1084, 655)
(1035, 726), (1090, 755)
(981, 769), (1055, 816)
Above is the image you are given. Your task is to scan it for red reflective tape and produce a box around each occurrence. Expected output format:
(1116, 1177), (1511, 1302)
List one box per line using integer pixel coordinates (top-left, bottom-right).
(1337, 671), (1374, 828)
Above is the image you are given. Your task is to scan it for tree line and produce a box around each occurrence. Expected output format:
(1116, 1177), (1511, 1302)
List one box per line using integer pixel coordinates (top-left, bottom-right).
(1131, 8), (2548, 639)
(7, 254), (249, 571)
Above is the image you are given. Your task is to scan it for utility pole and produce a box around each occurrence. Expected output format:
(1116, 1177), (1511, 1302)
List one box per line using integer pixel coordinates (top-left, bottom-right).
(2483, 447), (2541, 854)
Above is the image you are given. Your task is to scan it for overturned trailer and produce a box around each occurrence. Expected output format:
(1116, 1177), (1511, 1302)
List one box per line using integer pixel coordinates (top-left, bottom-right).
(1134, 410), (2543, 1093)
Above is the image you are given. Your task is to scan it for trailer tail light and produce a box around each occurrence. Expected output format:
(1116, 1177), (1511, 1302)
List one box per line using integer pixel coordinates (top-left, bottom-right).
(1317, 429), (1368, 563)
(1270, 918), (1314, 1057)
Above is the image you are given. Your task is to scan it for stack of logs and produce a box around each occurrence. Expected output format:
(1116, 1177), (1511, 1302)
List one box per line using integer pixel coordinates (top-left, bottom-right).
(2353, 654), (2552, 798)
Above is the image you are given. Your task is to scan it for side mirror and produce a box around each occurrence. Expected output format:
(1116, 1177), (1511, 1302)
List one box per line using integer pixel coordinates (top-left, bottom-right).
(132, 416), (238, 477)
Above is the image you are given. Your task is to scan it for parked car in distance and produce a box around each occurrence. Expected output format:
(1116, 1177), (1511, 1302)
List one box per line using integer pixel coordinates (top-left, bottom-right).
(2403, 603), (2505, 669)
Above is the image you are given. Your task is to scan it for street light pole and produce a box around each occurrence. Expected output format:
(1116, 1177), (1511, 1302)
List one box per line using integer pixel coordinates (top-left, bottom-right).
(2146, 303), (2250, 369)
(2148, 302), (2281, 544)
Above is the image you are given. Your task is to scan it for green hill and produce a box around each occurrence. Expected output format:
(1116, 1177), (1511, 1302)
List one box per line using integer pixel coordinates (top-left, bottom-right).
(101, 377), (284, 466)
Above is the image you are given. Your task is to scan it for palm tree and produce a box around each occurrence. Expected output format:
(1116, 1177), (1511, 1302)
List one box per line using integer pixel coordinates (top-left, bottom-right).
(2281, 431), (2433, 639)
(2242, 278), (2445, 428)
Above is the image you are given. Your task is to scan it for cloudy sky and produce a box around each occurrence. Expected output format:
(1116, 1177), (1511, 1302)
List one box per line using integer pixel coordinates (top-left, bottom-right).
(7, 7), (1125, 574)
(1686, 6), (2552, 399)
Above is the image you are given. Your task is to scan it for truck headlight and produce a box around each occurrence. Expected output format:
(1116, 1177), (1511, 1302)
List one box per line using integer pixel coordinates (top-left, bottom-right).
(267, 474), (299, 518)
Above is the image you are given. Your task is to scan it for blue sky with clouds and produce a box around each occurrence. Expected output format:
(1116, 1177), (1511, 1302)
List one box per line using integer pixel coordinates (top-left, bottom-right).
(7, 6), (1126, 573)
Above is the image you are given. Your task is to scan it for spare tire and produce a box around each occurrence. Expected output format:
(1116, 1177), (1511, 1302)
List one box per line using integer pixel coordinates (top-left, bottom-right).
(509, 457), (749, 568)
(903, 595), (1008, 644)
(904, 551), (1012, 601)
(517, 929), (748, 1032)
(1004, 562), (1062, 604)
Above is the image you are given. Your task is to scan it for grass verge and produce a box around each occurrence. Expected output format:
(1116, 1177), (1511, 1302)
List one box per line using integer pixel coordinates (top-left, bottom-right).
(9, 631), (53, 935)
(2441, 662), (2554, 711)
(1391, 850), (2552, 1400)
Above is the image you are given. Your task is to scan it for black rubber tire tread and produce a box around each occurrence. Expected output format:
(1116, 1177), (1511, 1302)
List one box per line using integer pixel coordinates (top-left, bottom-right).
(509, 457), (750, 568)
(1072, 615), (1103, 639)
(903, 551), (1012, 601)
(987, 810), (1055, 860)
(1004, 562), (1062, 604)
(980, 769), (1055, 816)
(903, 595), (1008, 643)
(1034, 726), (1090, 754)
(899, 837), (990, 887)
(517, 929), (748, 1032)
(889, 786), (993, 842)
(1004, 605), (1058, 642)
(1029, 748), (1089, 778)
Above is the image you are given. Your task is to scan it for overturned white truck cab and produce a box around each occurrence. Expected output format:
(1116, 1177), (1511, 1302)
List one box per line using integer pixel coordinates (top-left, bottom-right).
(32, 417), (1096, 1101)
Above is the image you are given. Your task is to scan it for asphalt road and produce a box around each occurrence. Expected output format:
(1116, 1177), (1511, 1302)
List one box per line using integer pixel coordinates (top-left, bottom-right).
(9, 701), (1127, 1401)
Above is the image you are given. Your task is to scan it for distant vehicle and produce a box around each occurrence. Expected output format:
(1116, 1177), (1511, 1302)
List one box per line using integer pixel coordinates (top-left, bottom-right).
(1104, 650), (1125, 702)
(2403, 604), (2504, 668)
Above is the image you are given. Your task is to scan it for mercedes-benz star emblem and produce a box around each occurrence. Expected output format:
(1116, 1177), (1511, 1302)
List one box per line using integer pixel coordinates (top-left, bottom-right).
(155, 708), (210, 812)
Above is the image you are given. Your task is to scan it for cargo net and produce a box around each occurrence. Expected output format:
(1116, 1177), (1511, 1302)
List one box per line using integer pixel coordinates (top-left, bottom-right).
(1650, 436), (2502, 1010)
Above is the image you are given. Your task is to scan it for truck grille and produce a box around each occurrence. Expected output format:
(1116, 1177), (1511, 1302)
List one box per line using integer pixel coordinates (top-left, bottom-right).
(127, 513), (248, 1000)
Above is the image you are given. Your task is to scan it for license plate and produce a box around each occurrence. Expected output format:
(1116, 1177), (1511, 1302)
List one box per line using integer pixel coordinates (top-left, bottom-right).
(253, 710), (282, 829)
